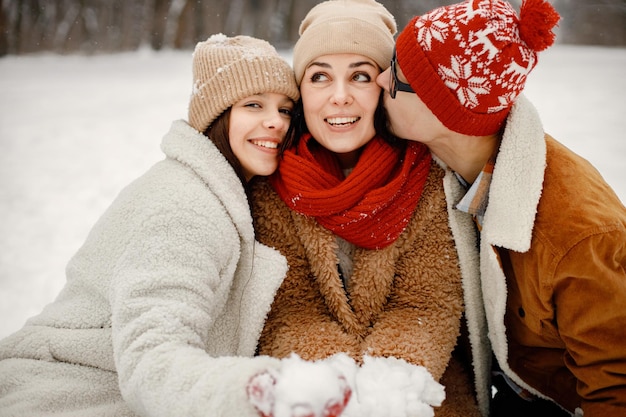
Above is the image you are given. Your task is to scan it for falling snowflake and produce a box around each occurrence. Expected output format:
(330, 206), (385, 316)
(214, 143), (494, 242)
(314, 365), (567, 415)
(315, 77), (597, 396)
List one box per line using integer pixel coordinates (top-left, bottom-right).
(438, 55), (490, 109)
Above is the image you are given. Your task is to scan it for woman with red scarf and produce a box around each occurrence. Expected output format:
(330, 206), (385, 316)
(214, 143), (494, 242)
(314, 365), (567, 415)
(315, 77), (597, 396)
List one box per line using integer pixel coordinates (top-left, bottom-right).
(251, 1), (483, 416)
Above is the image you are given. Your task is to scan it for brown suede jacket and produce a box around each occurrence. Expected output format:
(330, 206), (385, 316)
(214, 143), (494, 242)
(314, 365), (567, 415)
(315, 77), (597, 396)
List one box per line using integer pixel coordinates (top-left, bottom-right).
(443, 95), (626, 417)
(252, 161), (482, 417)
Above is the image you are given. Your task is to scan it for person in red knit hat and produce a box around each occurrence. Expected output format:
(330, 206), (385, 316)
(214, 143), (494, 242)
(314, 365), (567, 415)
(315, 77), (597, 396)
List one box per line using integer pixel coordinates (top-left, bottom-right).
(377, 0), (626, 416)
(250, 0), (484, 416)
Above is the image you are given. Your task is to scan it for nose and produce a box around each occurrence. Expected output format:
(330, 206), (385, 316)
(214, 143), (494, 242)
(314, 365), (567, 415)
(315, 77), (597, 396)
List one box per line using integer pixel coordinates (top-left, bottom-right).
(263, 109), (288, 131)
(376, 69), (390, 94)
(330, 81), (353, 105)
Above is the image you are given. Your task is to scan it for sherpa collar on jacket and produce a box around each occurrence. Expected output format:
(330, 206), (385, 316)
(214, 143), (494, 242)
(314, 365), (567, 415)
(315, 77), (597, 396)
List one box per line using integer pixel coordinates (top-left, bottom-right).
(481, 94), (546, 252)
(433, 94), (547, 417)
(162, 120), (254, 243)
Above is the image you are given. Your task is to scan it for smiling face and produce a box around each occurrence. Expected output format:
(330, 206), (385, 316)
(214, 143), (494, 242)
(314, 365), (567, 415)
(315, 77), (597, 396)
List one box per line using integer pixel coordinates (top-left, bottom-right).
(300, 53), (382, 169)
(228, 92), (294, 181)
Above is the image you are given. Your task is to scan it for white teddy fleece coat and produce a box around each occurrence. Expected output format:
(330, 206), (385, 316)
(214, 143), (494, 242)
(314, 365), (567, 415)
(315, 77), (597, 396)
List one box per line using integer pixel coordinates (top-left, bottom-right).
(0, 120), (288, 417)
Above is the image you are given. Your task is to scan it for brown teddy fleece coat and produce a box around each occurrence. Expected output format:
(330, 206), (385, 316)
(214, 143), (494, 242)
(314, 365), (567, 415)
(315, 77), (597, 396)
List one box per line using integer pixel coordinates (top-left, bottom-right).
(252, 161), (481, 417)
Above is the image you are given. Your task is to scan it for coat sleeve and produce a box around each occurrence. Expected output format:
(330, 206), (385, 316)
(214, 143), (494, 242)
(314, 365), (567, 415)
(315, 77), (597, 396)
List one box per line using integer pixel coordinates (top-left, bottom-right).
(360, 166), (465, 381)
(555, 228), (626, 415)
(109, 179), (278, 417)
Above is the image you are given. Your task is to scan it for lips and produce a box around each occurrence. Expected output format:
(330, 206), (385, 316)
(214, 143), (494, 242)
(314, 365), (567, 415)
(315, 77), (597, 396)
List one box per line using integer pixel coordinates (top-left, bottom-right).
(326, 116), (360, 126)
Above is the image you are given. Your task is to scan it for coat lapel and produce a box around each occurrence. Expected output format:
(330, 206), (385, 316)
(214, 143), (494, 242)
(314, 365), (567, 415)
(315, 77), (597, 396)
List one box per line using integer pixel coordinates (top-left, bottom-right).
(292, 213), (361, 333)
(482, 95), (546, 252)
(291, 210), (401, 338)
(350, 244), (398, 329)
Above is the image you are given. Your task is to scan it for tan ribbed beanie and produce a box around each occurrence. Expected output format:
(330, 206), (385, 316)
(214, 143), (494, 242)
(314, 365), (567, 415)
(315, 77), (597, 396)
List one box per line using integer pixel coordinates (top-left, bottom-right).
(188, 34), (300, 133)
(292, 0), (397, 84)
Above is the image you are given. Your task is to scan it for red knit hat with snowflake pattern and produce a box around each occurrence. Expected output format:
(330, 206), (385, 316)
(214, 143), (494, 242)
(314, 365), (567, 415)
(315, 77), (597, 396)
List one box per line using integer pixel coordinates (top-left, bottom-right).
(396, 0), (560, 136)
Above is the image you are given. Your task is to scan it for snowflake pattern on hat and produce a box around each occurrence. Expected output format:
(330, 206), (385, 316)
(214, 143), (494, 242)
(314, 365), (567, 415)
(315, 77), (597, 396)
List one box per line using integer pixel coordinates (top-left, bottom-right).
(415, 0), (536, 114)
(396, 0), (558, 135)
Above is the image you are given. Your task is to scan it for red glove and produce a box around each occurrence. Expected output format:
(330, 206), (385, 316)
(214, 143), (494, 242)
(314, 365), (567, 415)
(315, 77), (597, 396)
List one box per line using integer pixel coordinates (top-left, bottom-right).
(247, 354), (352, 417)
(321, 377), (351, 417)
(247, 370), (277, 417)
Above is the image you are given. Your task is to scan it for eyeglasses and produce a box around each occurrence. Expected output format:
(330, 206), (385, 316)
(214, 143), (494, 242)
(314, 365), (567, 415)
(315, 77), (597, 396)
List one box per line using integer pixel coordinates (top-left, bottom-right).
(390, 49), (415, 99)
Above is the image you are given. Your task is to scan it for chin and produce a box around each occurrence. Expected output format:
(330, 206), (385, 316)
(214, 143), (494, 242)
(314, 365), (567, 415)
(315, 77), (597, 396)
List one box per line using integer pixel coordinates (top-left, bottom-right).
(258, 167), (278, 178)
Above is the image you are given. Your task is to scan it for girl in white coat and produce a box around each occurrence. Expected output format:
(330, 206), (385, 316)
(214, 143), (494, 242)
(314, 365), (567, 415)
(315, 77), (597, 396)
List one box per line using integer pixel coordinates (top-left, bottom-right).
(0, 34), (334, 417)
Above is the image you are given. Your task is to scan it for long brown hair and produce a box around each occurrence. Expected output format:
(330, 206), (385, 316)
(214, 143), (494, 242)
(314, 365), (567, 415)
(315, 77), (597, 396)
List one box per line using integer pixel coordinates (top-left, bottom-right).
(203, 108), (248, 187)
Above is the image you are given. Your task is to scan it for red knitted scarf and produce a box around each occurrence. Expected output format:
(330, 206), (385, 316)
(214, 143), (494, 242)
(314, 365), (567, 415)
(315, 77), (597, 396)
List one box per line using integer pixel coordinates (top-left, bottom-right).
(270, 134), (432, 249)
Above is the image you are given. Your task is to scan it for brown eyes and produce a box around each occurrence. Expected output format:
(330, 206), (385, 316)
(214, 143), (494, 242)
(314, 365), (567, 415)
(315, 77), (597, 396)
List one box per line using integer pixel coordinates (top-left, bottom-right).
(309, 72), (372, 83)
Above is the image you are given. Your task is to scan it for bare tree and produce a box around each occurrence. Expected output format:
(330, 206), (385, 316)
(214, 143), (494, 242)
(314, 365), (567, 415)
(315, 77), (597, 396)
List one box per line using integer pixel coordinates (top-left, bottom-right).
(0, 0), (7, 55)
(556, 0), (626, 45)
(1, 0), (624, 57)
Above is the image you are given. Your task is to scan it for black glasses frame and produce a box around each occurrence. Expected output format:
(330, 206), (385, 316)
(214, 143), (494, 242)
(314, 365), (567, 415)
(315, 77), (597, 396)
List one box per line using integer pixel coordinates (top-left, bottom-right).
(390, 50), (415, 99)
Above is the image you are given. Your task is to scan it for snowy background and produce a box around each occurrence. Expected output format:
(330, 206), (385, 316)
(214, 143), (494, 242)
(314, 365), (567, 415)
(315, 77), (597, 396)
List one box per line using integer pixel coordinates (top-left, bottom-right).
(0, 45), (624, 339)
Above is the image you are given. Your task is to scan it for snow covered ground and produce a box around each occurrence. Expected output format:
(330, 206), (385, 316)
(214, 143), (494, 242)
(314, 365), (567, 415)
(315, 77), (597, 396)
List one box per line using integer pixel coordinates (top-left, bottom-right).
(0, 45), (624, 339)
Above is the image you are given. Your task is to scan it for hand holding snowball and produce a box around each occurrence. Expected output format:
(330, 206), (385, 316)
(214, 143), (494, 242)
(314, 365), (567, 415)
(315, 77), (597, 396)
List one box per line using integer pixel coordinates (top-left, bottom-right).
(247, 353), (444, 417)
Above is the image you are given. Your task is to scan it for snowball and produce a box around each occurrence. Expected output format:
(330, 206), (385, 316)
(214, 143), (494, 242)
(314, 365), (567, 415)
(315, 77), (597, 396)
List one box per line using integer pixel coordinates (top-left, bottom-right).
(262, 353), (444, 417)
(345, 356), (445, 417)
(272, 353), (351, 417)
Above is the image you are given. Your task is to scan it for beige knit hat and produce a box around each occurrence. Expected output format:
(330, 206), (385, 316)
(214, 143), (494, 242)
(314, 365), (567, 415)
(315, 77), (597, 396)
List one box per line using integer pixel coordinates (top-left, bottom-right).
(292, 0), (397, 84)
(188, 34), (300, 133)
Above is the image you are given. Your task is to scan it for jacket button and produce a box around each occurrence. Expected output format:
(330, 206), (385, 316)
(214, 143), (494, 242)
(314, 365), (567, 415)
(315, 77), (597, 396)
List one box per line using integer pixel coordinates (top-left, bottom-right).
(518, 307), (525, 318)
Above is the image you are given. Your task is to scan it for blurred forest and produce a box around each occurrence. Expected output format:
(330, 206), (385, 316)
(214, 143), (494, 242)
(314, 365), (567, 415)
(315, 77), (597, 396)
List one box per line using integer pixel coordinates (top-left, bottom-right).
(1, 0), (625, 56)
